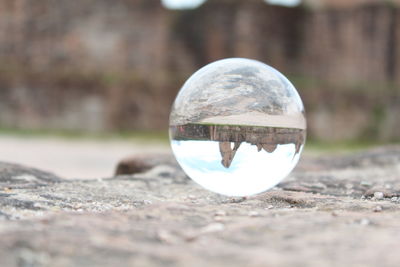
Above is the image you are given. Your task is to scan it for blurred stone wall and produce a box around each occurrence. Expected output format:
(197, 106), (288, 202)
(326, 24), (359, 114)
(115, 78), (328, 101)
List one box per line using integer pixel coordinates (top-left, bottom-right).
(0, 0), (399, 141)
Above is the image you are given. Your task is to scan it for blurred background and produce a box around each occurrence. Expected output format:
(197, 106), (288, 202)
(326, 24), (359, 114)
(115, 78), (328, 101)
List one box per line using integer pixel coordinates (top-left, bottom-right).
(0, 0), (399, 177)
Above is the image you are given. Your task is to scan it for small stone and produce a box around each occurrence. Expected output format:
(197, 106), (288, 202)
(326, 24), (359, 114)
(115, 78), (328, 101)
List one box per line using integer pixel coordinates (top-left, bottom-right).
(360, 181), (372, 187)
(214, 216), (225, 222)
(213, 216), (225, 222)
(373, 192), (384, 200)
(214, 210), (227, 216)
(157, 229), (179, 244)
(114, 153), (174, 175)
(184, 226), (221, 242)
(373, 206), (382, 212)
(360, 218), (370, 226)
(229, 197), (247, 203)
(265, 205), (274, 209)
(331, 211), (339, 217)
(391, 197), (398, 202)
(345, 183), (353, 189)
(248, 211), (260, 217)
(143, 200), (152, 205)
(200, 223), (225, 234)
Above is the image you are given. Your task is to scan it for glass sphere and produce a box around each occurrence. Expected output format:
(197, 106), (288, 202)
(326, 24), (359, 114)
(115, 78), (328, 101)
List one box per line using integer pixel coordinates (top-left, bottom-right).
(169, 58), (306, 196)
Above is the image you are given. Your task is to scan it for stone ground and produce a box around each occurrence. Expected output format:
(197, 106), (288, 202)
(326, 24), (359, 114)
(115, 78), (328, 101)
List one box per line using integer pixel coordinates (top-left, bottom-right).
(0, 144), (400, 267)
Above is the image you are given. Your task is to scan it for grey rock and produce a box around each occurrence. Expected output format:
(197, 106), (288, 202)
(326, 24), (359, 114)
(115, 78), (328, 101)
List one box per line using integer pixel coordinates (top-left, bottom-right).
(280, 145), (400, 198)
(115, 153), (178, 176)
(0, 161), (62, 189)
(373, 192), (385, 200)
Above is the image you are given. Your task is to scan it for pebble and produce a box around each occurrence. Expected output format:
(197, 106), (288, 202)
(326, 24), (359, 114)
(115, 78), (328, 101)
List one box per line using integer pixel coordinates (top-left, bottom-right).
(331, 211), (339, 217)
(360, 181), (372, 187)
(157, 229), (179, 244)
(345, 183), (353, 189)
(214, 210), (227, 216)
(229, 197), (247, 203)
(185, 223), (226, 242)
(360, 218), (370, 226)
(373, 192), (384, 200)
(213, 216), (225, 222)
(201, 223), (225, 234)
(248, 211), (260, 217)
(373, 206), (383, 212)
(391, 197), (398, 202)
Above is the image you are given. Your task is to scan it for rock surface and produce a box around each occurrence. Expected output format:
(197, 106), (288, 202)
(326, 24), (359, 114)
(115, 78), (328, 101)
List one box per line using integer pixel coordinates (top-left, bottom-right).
(1, 146), (400, 266)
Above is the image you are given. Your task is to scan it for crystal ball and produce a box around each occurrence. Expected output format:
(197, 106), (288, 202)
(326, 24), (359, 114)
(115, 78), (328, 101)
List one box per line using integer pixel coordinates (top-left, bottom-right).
(169, 58), (306, 196)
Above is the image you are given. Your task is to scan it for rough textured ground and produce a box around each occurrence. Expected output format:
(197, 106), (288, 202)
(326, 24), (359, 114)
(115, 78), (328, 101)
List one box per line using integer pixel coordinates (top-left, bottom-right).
(0, 146), (400, 267)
